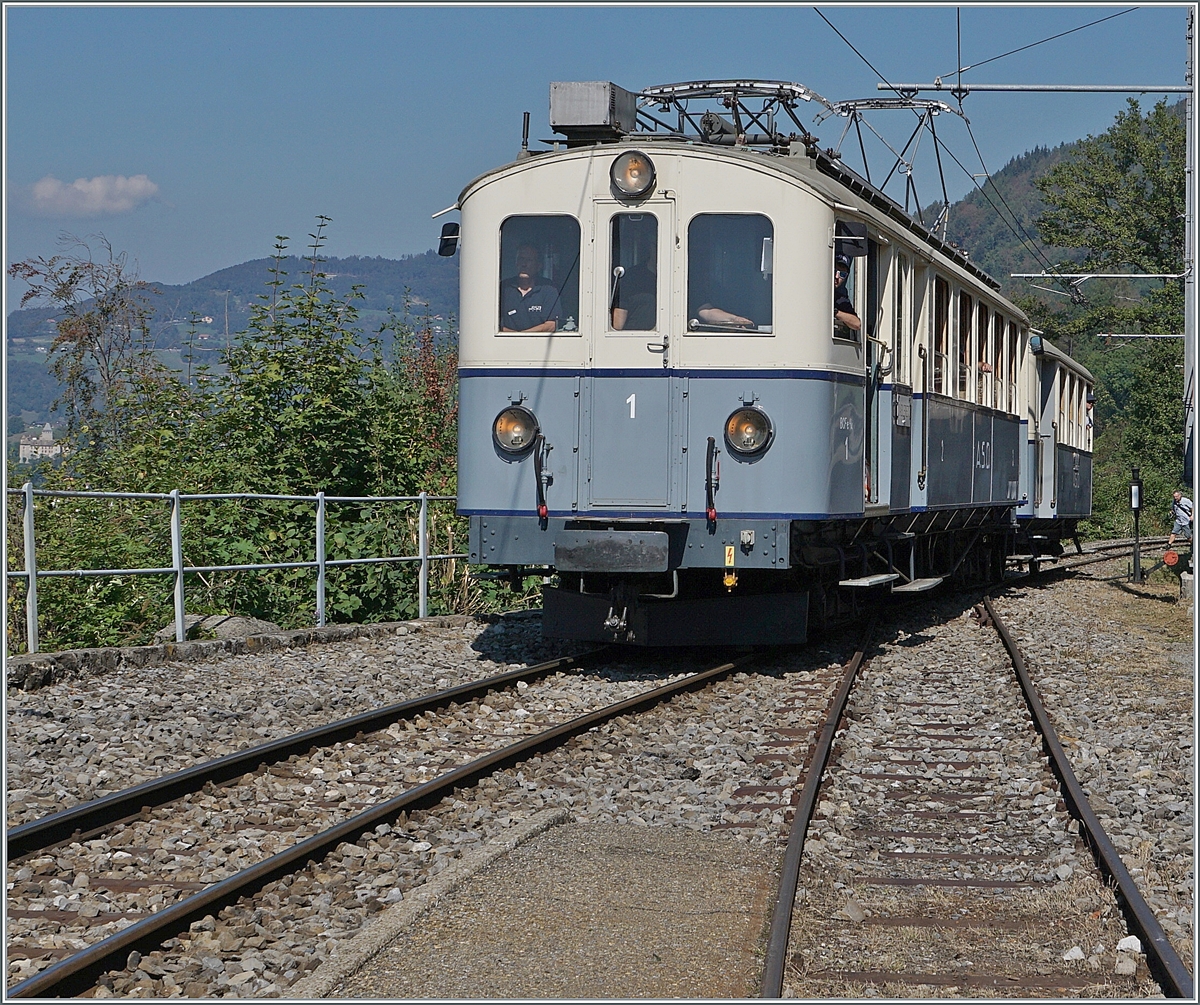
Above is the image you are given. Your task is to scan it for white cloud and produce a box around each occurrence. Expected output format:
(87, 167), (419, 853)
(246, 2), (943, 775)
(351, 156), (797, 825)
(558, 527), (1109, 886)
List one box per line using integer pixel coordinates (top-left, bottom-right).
(29, 173), (159, 216)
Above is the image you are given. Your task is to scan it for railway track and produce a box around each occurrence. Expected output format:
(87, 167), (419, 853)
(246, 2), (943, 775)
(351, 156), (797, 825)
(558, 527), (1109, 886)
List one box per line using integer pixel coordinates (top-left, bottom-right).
(6, 651), (603, 859)
(762, 593), (1192, 999)
(5, 545), (1184, 997)
(8, 648), (727, 997)
(8, 639), (863, 998)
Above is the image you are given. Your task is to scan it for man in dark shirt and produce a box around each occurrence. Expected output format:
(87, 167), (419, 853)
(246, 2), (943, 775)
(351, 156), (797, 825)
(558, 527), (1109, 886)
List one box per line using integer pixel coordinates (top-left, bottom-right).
(501, 245), (560, 332)
(834, 254), (861, 334)
(611, 257), (657, 330)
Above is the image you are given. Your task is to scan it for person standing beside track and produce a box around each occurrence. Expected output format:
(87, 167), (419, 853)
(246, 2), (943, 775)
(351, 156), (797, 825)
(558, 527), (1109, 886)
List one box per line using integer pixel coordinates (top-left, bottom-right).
(1169, 489), (1193, 548)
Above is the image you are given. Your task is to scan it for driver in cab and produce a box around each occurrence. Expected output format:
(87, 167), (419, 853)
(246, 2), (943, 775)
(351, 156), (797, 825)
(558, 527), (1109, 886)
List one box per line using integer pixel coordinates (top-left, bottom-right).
(501, 245), (560, 332)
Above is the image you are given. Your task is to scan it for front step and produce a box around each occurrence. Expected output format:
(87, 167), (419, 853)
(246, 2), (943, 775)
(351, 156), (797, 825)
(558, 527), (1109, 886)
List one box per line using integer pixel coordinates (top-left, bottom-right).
(839, 573), (900, 588)
(892, 577), (943, 593)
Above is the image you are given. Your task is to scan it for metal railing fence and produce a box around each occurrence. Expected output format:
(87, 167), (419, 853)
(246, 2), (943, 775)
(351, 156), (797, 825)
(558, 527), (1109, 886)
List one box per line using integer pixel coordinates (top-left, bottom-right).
(6, 483), (465, 654)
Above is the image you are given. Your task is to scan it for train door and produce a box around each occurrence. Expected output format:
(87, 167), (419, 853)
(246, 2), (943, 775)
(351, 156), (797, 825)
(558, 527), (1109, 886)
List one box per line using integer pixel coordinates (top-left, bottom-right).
(1035, 360), (1058, 514)
(586, 202), (675, 509)
(890, 252), (914, 511)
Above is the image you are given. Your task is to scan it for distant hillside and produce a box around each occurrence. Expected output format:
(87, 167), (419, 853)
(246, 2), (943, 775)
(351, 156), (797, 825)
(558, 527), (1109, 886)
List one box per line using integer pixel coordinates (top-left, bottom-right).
(6, 251), (459, 349)
(943, 143), (1084, 296)
(942, 98), (1184, 297)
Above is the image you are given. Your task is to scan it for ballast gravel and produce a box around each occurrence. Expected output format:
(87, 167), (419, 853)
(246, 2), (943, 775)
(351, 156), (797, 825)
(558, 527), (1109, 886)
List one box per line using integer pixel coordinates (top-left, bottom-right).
(989, 561), (1194, 966)
(5, 615), (579, 829)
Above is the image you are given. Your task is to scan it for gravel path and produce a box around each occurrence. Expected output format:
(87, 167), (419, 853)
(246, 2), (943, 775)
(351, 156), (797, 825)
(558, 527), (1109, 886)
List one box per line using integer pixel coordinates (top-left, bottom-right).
(336, 821), (778, 998)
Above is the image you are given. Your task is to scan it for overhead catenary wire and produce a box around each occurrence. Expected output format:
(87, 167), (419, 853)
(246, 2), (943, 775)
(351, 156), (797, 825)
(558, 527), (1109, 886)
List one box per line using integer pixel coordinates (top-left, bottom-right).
(929, 125), (1079, 297)
(812, 8), (906, 99)
(814, 6), (1083, 299)
(936, 7), (1139, 81)
(958, 116), (1080, 296)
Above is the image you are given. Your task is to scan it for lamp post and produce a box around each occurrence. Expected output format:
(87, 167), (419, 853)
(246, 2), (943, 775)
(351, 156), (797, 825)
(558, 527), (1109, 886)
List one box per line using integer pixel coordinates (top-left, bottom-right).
(1131, 466), (1144, 583)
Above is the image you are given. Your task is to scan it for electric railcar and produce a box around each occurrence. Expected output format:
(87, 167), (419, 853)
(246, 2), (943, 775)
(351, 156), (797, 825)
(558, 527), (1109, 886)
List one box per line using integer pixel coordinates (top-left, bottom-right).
(444, 81), (1093, 645)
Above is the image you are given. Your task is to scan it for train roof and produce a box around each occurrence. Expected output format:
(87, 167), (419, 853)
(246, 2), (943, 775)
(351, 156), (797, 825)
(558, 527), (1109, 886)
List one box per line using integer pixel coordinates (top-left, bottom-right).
(456, 139), (1026, 320)
(453, 79), (1072, 330)
(1038, 336), (1095, 383)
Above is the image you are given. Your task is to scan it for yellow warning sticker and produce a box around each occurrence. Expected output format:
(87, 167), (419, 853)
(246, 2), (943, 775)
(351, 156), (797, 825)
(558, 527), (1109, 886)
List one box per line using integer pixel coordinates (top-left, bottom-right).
(724, 545), (735, 567)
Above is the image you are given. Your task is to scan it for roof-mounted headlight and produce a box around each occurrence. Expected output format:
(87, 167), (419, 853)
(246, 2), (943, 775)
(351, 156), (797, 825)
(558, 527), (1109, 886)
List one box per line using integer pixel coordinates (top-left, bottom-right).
(610, 151), (656, 200)
(725, 406), (773, 457)
(493, 406), (539, 456)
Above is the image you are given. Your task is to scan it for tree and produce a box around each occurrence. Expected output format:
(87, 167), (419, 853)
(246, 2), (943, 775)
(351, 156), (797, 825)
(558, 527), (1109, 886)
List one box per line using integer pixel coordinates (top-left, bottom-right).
(1036, 98), (1184, 274)
(6, 235), (164, 453)
(6, 219), (471, 652)
(1028, 98), (1186, 535)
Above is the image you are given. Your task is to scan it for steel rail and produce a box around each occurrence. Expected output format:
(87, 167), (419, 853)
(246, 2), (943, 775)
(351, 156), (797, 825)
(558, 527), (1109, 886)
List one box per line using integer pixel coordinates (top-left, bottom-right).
(1059, 546), (1170, 572)
(7, 650), (603, 861)
(761, 621), (875, 998)
(8, 651), (754, 998)
(982, 595), (1193, 999)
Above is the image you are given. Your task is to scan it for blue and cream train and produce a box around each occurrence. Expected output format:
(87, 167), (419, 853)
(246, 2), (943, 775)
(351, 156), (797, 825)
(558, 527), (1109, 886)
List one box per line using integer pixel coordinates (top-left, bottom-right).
(443, 81), (1093, 644)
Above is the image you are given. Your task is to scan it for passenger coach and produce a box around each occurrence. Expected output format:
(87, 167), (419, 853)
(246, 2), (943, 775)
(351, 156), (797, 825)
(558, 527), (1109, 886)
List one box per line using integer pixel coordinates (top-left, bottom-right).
(443, 81), (1092, 644)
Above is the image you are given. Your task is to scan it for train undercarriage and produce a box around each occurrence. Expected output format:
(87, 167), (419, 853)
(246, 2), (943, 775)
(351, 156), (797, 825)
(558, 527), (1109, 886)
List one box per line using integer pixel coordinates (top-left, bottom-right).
(507, 508), (1078, 646)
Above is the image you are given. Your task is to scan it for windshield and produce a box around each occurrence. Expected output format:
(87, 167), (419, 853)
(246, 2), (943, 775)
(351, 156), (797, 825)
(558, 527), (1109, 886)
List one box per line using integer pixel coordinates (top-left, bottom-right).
(686, 214), (773, 333)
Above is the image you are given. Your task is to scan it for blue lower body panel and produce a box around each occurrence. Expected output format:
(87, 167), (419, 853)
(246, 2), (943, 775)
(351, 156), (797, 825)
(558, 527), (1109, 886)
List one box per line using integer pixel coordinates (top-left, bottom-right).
(457, 369), (866, 521)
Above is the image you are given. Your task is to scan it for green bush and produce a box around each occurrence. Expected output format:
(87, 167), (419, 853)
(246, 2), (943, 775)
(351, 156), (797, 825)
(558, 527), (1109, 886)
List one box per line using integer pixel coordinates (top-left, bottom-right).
(6, 221), (530, 654)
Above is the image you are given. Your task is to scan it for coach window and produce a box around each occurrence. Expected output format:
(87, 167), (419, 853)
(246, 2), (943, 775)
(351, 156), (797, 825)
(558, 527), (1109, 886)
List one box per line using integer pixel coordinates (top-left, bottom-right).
(992, 312), (1005, 411)
(892, 253), (909, 383)
(1007, 322), (1018, 413)
(498, 216), (581, 333)
(610, 214), (658, 331)
(1058, 372), (1068, 442)
(957, 291), (972, 400)
(1080, 378), (1089, 448)
(687, 214), (774, 333)
(933, 276), (950, 394)
(976, 302), (990, 405)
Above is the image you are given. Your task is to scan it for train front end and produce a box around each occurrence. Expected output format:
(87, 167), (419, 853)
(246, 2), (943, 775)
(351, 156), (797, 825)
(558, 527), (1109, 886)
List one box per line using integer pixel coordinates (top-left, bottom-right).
(454, 87), (866, 645)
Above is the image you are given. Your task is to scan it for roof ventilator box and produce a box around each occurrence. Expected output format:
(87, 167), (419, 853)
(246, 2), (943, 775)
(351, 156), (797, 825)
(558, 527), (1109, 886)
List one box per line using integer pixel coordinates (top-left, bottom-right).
(550, 81), (638, 144)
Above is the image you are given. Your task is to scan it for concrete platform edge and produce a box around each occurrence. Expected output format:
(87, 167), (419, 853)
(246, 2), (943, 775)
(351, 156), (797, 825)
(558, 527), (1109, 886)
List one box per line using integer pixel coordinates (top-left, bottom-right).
(290, 807), (571, 999)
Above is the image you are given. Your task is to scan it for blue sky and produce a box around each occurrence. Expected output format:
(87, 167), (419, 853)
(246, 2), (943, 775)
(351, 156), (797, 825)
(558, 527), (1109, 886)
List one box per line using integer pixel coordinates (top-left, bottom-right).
(4, 4), (1191, 297)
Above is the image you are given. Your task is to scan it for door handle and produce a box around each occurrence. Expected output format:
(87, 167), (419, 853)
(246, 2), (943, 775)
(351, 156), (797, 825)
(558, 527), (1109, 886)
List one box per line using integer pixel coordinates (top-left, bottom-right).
(647, 334), (669, 368)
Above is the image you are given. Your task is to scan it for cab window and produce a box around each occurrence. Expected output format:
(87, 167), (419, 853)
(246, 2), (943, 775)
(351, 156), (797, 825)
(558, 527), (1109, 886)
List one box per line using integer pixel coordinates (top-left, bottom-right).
(687, 214), (773, 333)
(610, 214), (658, 331)
(498, 216), (581, 333)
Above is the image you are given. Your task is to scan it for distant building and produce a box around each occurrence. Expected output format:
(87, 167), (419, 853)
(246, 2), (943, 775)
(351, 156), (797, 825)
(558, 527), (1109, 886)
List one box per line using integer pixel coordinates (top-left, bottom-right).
(18, 423), (65, 464)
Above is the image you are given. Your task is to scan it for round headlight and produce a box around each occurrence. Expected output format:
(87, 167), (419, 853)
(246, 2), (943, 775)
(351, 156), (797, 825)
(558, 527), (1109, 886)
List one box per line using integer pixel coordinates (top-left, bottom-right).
(724, 407), (773, 456)
(610, 150), (656, 200)
(493, 406), (539, 455)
